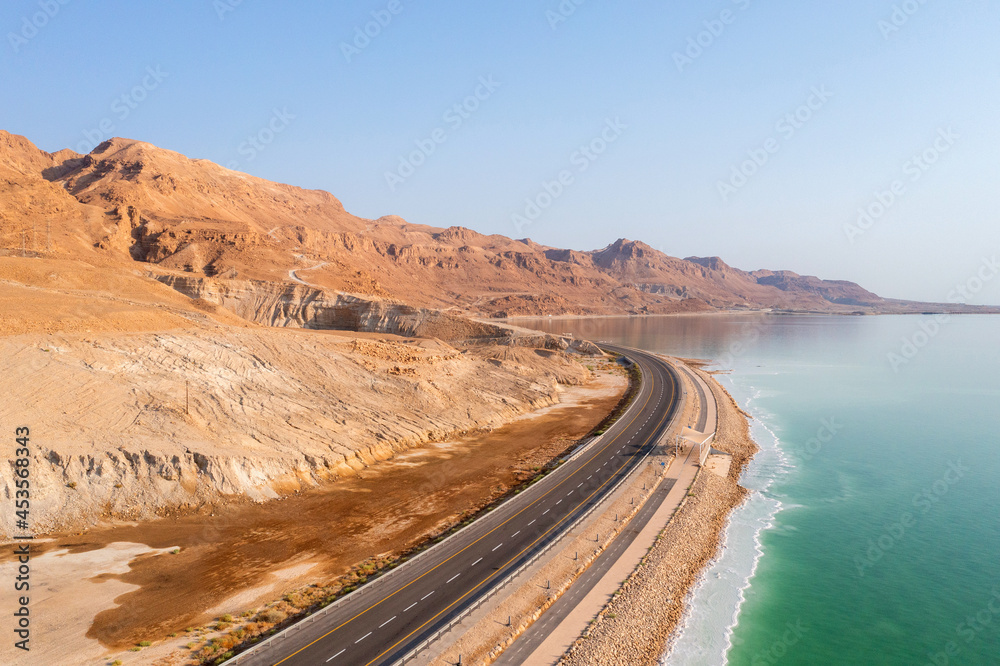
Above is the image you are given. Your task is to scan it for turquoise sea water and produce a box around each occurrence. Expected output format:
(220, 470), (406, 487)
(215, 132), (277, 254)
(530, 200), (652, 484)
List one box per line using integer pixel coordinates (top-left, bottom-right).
(517, 315), (1000, 665)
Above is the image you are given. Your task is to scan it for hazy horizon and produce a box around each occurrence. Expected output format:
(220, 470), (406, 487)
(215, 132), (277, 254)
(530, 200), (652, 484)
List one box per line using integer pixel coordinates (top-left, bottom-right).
(2, 0), (998, 304)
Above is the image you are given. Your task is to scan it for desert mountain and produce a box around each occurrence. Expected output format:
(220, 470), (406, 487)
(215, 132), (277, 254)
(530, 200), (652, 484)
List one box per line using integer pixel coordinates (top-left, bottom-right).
(0, 130), (985, 316)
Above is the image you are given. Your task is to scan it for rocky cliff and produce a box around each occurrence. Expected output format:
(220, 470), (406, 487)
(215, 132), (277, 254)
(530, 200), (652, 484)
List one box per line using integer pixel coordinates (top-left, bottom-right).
(5, 128), (988, 316)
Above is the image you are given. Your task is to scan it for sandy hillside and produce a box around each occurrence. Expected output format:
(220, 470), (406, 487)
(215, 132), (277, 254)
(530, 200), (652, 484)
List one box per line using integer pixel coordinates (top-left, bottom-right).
(0, 251), (594, 536)
(1, 320), (591, 536)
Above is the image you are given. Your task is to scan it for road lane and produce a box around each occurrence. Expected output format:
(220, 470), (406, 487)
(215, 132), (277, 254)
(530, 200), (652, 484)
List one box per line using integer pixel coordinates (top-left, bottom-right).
(499, 350), (717, 665)
(234, 347), (680, 666)
(493, 473), (681, 666)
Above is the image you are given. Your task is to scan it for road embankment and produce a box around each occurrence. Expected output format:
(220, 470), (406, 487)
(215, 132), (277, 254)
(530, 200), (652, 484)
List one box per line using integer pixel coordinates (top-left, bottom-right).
(561, 366), (758, 666)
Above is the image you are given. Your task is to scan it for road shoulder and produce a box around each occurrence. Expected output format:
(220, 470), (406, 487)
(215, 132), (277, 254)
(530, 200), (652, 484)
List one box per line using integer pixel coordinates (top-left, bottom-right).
(560, 364), (758, 666)
(420, 356), (704, 665)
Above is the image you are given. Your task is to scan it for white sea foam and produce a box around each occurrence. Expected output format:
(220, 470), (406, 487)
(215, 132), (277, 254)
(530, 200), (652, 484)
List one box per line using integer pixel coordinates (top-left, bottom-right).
(662, 375), (792, 665)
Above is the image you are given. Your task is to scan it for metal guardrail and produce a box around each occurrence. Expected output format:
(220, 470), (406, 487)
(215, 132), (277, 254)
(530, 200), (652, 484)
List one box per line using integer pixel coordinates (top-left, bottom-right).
(391, 354), (684, 665)
(393, 422), (662, 665)
(223, 357), (655, 665)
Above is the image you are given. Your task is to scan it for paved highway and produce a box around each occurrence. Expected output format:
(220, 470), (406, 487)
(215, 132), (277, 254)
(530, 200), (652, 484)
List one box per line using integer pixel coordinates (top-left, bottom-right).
(496, 350), (710, 665)
(235, 346), (680, 666)
(493, 471), (683, 665)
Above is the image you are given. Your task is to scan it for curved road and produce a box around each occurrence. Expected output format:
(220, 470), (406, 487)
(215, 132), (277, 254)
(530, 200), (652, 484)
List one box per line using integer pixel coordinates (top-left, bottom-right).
(234, 346), (680, 666)
(497, 350), (711, 665)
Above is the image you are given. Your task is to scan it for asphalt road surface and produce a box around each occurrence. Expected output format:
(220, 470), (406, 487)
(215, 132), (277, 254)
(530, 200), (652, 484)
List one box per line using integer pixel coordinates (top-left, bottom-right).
(236, 345), (680, 666)
(495, 351), (709, 665)
(493, 470), (681, 665)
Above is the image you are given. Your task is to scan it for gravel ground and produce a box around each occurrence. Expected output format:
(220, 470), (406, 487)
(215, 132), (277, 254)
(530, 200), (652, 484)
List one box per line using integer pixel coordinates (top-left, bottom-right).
(560, 368), (758, 666)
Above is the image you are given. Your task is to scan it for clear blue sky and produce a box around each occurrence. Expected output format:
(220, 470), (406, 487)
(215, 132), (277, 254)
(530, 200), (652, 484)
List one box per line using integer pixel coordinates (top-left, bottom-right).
(2, 0), (998, 304)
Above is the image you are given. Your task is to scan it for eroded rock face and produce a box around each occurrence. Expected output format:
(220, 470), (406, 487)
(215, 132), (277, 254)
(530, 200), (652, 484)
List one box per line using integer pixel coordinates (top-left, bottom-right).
(152, 274), (581, 345)
(5, 129), (993, 316)
(0, 327), (589, 536)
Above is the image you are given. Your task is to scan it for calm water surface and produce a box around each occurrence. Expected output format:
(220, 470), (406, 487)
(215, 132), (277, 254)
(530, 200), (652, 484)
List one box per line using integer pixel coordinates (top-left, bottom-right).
(517, 314), (1000, 665)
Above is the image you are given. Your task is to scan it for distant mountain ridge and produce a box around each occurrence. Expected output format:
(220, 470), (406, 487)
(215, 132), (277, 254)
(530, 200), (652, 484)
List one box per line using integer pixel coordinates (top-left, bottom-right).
(1, 129), (992, 316)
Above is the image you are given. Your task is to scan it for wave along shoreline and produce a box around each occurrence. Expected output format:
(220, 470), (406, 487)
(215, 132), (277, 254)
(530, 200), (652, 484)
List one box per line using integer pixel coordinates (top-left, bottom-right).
(664, 378), (792, 665)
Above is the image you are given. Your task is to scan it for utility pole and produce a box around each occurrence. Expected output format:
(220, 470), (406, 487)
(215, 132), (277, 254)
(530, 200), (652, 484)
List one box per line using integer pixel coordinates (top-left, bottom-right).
(185, 380), (190, 415)
(21, 230), (26, 257)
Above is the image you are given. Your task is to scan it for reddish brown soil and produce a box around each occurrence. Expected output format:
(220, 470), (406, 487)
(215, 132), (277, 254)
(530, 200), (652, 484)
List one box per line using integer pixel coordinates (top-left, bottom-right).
(20, 378), (623, 649)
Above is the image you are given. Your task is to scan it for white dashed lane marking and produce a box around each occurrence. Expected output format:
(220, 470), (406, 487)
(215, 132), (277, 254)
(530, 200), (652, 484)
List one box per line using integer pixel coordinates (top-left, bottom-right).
(379, 616), (396, 628)
(355, 632), (372, 644)
(327, 648), (346, 662)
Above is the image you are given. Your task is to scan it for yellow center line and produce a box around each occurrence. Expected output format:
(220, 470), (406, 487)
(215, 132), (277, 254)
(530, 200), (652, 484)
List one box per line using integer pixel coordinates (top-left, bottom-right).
(272, 355), (672, 666)
(363, 360), (676, 666)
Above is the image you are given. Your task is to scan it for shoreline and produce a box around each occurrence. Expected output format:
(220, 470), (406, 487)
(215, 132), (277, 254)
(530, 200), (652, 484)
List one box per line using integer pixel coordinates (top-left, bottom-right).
(666, 381), (790, 664)
(491, 307), (1000, 322)
(561, 366), (760, 666)
(420, 353), (703, 664)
